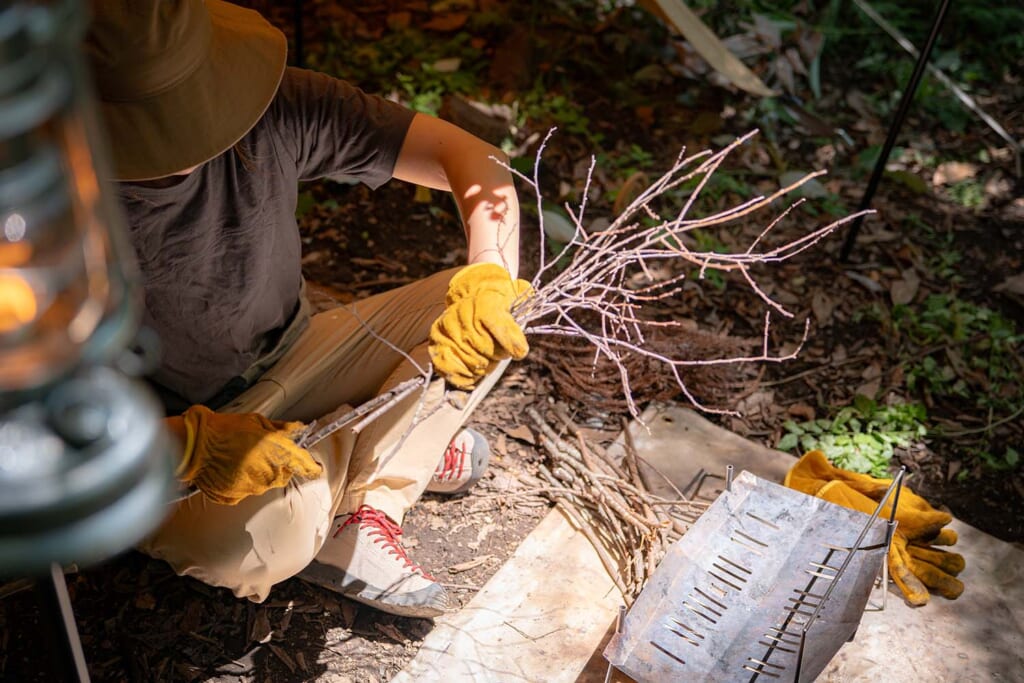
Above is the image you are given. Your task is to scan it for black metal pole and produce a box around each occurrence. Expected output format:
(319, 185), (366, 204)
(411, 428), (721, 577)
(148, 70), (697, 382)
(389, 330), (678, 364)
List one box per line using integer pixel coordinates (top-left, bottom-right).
(34, 563), (91, 682)
(839, 0), (952, 262)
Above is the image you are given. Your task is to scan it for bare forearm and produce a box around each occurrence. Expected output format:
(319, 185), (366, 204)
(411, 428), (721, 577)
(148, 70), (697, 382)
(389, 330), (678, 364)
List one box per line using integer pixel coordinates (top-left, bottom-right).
(392, 113), (520, 277)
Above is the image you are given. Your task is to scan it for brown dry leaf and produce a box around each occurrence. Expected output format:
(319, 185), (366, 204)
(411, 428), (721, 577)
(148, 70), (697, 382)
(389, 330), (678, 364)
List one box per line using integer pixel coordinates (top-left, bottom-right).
(784, 47), (808, 76)
(993, 273), (1024, 295)
(432, 57), (462, 73)
(386, 11), (412, 30)
(797, 27), (824, 62)
(857, 362), (883, 397)
(134, 592), (156, 610)
(249, 608), (272, 644)
(494, 431), (508, 457)
(422, 12), (469, 31)
(890, 268), (921, 305)
(736, 388), (775, 417)
(339, 598), (358, 629)
(861, 362), (882, 380)
(432, 0), (475, 10)
(178, 600), (204, 633)
(375, 623), (408, 644)
(750, 13), (782, 47)
(503, 424), (536, 445)
(932, 161), (978, 186)
(855, 378), (881, 399)
(947, 460), (962, 482)
(278, 607), (293, 636)
(811, 291), (835, 325)
(774, 55), (796, 94)
(268, 644), (297, 674)
(787, 403), (816, 421)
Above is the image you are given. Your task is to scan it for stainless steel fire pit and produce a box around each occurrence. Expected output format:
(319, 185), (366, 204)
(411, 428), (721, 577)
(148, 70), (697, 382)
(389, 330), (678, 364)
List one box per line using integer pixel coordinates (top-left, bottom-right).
(604, 469), (893, 682)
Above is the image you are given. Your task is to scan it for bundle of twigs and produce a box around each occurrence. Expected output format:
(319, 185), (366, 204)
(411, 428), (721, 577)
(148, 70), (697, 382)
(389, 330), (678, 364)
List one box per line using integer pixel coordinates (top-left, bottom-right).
(508, 129), (870, 418)
(523, 405), (708, 603)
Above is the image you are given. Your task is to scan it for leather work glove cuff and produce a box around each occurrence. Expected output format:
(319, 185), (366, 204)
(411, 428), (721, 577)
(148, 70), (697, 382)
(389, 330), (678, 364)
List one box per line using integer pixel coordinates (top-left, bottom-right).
(163, 412), (200, 482)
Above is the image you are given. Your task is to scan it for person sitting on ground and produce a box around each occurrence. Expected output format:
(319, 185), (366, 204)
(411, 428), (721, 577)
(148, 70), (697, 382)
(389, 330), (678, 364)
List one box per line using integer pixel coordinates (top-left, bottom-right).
(84, 0), (532, 619)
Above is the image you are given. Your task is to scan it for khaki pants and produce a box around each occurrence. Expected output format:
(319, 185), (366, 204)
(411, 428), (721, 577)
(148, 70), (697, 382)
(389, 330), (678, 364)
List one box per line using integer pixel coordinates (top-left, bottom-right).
(139, 269), (506, 602)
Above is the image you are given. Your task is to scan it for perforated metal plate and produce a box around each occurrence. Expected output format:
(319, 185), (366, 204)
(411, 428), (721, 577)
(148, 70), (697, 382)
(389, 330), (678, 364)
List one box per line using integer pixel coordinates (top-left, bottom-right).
(604, 470), (888, 682)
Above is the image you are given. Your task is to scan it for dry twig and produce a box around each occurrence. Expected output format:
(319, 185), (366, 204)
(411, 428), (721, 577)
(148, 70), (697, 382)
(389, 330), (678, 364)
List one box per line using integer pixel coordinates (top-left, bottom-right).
(528, 406), (706, 602)
(504, 129), (871, 418)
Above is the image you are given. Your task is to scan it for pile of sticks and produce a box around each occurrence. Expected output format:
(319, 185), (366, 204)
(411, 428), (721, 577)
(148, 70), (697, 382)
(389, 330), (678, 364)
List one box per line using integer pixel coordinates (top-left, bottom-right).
(524, 405), (708, 603)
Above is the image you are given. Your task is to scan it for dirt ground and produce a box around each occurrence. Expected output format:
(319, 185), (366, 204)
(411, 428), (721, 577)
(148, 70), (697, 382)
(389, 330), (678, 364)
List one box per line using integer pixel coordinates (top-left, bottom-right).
(2, 1), (1022, 681)
(0, 373), (552, 682)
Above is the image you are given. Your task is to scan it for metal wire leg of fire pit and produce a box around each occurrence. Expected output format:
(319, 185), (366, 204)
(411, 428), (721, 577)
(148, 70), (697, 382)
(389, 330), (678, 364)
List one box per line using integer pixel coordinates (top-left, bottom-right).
(32, 563), (90, 682)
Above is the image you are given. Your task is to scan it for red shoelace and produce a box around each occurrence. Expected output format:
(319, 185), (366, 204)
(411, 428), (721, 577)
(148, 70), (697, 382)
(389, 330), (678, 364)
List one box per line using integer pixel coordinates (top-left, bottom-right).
(435, 436), (469, 482)
(335, 505), (433, 579)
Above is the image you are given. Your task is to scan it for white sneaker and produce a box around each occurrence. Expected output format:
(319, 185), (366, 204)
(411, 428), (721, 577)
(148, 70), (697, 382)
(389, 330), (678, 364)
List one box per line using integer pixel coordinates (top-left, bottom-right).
(425, 428), (490, 495)
(298, 505), (448, 618)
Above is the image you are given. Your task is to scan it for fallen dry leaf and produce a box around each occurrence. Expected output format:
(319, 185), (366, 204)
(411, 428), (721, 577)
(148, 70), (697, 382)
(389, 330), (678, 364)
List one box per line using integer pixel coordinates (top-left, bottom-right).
(932, 161), (978, 186)
(811, 290), (835, 325)
(855, 378), (881, 399)
(503, 424), (536, 445)
(890, 268), (921, 305)
(993, 273), (1024, 295)
(422, 12), (469, 31)
(386, 11), (412, 30)
(134, 592), (156, 610)
(268, 644), (297, 674)
(375, 623), (408, 644)
(861, 362), (882, 380)
(249, 608), (272, 644)
(787, 402), (816, 421)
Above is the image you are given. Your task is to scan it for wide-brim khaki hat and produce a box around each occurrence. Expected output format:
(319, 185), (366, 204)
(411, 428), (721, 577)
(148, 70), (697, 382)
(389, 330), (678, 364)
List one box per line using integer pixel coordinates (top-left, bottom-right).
(85, 0), (286, 181)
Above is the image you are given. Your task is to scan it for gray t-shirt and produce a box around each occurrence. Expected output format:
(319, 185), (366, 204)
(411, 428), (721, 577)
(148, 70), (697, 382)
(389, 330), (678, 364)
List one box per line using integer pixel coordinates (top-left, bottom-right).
(117, 67), (415, 408)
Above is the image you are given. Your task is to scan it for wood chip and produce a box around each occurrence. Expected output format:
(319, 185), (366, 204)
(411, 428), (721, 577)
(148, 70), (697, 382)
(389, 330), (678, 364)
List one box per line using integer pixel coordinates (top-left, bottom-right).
(268, 644), (297, 673)
(448, 554), (494, 574)
(133, 592), (156, 610)
(504, 424), (536, 444)
(375, 623), (407, 643)
(249, 608), (272, 644)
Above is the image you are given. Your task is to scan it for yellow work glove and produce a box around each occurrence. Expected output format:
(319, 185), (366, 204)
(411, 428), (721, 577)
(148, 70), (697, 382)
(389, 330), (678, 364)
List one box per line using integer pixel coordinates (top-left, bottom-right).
(785, 450), (965, 606)
(428, 263), (532, 389)
(164, 405), (322, 506)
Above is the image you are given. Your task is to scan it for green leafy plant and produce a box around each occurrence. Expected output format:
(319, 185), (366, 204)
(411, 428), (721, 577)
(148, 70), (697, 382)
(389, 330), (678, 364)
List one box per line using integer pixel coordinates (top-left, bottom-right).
(777, 396), (928, 477)
(894, 295), (1023, 412)
(395, 72), (444, 116)
(975, 446), (1021, 473)
(946, 178), (986, 210)
(519, 89), (601, 146)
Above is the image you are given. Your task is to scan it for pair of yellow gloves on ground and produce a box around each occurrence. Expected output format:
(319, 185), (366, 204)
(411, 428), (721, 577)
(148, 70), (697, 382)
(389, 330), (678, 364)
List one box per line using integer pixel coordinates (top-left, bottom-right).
(785, 450), (965, 606)
(166, 263), (530, 505)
